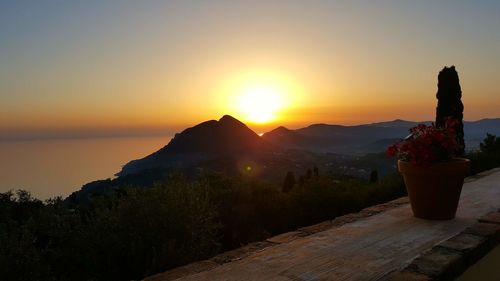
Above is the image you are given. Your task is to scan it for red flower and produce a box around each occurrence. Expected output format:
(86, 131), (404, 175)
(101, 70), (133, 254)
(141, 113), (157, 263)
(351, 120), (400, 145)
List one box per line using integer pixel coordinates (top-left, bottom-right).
(386, 144), (397, 157)
(386, 120), (459, 166)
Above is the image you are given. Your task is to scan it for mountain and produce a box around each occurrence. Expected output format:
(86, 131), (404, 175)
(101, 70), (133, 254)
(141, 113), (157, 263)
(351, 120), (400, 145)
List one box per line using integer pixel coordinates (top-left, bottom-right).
(262, 119), (500, 154)
(68, 116), (500, 204)
(261, 126), (312, 150)
(69, 115), (277, 203)
(262, 120), (419, 154)
(464, 118), (500, 148)
(118, 115), (273, 176)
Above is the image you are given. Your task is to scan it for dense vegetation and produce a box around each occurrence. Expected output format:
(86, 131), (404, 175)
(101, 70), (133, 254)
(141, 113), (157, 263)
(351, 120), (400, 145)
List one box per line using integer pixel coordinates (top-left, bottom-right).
(1, 134), (499, 281)
(0, 175), (404, 280)
(467, 133), (500, 174)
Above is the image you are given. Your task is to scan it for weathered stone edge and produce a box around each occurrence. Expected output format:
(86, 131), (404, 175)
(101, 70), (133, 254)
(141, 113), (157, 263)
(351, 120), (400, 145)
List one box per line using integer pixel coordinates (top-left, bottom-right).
(383, 211), (500, 281)
(143, 196), (410, 281)
(464, 167), (500, 182)
(143, 172), (494, 281)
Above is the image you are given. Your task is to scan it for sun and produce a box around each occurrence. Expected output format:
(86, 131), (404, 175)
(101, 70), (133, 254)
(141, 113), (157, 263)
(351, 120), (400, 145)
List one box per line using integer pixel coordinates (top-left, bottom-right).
(217, 69), (303, 124)
(235, 84), (284, 123)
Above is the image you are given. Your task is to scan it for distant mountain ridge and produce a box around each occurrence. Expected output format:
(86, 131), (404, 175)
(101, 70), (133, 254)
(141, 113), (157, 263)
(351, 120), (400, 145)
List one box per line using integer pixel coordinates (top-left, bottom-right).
(69, 116), (500, 203)
(262, 119), (424, 154)
(120, 116), (500, 175)
(262, 118), (500, 154)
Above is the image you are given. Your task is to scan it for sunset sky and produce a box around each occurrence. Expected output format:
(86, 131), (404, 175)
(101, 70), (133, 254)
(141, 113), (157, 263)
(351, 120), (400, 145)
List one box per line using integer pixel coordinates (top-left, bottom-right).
(1, 1), (500, 137)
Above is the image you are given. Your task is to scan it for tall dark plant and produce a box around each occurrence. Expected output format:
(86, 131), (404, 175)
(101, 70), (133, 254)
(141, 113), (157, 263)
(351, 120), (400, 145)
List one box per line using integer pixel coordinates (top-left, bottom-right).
(282, 171), (295, 193)
(435, 66), (465, 155)
(369, 170), (378, 184)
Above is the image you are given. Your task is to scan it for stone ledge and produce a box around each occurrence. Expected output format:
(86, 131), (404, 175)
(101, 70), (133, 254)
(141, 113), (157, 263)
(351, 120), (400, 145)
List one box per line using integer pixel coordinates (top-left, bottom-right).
(385, 212), (500, 281)
(211, 241), (276, 265)
(145, 241), (278, 281)
(263, 197), (410, 246)
(464, 167), (500, 182)
(479, 212), (500, 225)
(144, 170), (500, 281)
(438, 233), (490, 264)
(145, 261), (219, 281)
(463, 222), (500, 245)
(144, 196), (409, 281)
(386, 271), (431, 281)
(405, 247), (464, 279)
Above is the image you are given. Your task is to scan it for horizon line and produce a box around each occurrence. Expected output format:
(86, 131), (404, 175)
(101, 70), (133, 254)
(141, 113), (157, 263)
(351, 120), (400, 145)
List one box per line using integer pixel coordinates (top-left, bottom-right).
(2, 116), (500, 142)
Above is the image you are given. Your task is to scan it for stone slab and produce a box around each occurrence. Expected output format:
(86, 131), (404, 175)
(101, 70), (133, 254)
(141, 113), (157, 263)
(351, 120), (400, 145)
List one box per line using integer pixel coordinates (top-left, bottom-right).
(211, 241), (276, 265)
(297, 221), (334, 235)
(479, 212), (500, 225)
(145, 261), (218, 281)
(406, 247), (464, 278)
(438, 233), (488, 253)
(463, 222), (500, 243)
(148, 169), (500, 281)
(384, 270), (432, 281)
(266, 231), (304, 244)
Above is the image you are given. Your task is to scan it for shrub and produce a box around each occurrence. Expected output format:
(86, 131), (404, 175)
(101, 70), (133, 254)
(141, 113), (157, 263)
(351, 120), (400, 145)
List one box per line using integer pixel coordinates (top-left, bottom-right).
(0, 172), (407, 280)
(0, 180), (219, 281)
(467, 134), (500, 174)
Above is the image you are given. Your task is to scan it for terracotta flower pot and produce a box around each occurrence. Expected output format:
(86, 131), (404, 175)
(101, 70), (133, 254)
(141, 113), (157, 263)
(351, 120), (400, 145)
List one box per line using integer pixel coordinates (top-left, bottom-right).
(398, 158), (470, 220)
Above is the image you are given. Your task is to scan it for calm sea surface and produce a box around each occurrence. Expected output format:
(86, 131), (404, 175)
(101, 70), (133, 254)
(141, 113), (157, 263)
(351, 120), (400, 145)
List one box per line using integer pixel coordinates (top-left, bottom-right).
(0, 136), (171, 199)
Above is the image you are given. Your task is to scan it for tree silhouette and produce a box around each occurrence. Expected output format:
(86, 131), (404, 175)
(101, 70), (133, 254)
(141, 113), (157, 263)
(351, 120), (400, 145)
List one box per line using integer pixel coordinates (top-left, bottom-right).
(435, 66), (464, 155)
(306, 169), (312, 179)
(480, 133), (500, 154)
(282, 171), (295, 193)
(298, 175), (305, 187)
(369, 170), (378, 184)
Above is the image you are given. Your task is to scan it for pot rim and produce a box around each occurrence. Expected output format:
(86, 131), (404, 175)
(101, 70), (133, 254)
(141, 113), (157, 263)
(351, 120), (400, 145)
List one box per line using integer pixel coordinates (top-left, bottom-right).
(398, 157), (470, 175)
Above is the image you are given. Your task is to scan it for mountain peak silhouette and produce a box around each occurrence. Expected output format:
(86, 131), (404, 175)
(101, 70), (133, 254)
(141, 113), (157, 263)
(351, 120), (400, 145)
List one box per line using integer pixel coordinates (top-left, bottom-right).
(163, 114), (268, 152)
(118, 115), (272, 176)
(219, 114), (242, 124)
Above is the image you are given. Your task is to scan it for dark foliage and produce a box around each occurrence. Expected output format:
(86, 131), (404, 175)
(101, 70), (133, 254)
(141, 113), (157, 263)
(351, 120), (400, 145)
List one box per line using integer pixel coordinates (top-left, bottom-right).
(369, 170), (379, 184)
(313, 166), (319, 177)
(3, 132), (500, 280)
(282, 171), (296, 193)
(306, 168), (313, 179)
(0, 182), (219, 281)
(467, 134), (500, 174)
(435, 66), (465, 154)
(0, 171), (408, 281)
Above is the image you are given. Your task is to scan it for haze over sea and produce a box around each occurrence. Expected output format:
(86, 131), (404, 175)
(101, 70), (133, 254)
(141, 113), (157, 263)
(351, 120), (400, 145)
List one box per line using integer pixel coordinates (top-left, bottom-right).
(0, 136), (170, 199)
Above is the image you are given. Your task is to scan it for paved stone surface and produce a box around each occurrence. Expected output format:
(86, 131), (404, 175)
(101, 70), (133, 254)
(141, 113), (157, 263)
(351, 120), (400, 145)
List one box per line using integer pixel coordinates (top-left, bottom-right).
(267, 231), (304, 244)
(406, 247), (464, 278)
(439, 233), (487, 253)
(384, 270), (431, 281)
(146, 261), (219, 281)
(297, 221), (334, 235)
(148, 168), (500, 281)
(211, 241), (276, 265)
(397, 219), (500, 280)
(479, 212), (500, 225)
(463, 223), (500, 242)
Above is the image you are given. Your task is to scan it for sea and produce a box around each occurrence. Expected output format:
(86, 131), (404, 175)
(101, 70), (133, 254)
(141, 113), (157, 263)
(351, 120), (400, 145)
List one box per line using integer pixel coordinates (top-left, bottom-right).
(0, 135), (171, 200)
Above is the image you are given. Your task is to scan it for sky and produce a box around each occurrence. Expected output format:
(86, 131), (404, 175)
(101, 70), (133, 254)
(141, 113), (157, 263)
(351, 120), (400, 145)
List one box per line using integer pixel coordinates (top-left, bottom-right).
(1, 0), (500, 138)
